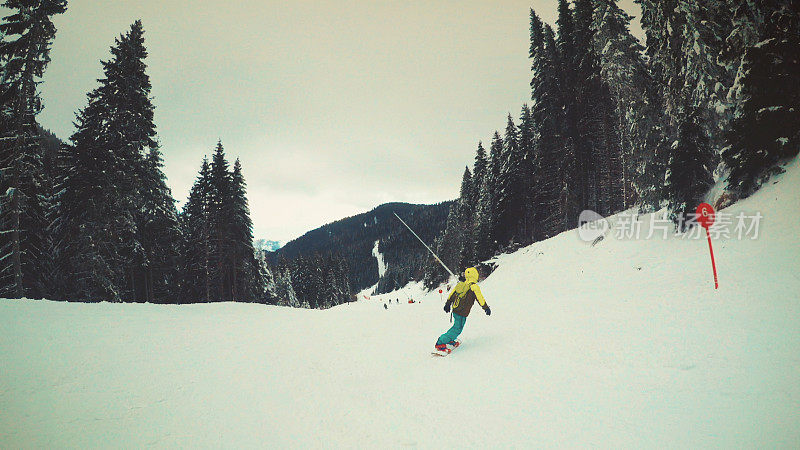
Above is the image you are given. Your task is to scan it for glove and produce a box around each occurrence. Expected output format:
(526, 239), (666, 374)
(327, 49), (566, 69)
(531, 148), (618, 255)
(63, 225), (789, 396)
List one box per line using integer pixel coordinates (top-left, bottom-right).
(444, 302), (451, 313)
(484, 306), (491, 316)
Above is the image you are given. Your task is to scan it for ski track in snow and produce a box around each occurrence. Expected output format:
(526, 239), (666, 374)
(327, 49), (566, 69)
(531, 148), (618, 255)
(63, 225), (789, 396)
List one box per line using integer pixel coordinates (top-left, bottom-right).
(1, 158), (800, 447)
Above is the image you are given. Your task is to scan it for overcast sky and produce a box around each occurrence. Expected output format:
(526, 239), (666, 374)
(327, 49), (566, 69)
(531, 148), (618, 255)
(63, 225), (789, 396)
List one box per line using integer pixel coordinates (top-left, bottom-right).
(38, 0), (643, 243)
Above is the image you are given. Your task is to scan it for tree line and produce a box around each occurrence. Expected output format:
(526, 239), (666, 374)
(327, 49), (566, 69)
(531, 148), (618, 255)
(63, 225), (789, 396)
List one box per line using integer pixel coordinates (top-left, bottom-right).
(425, 0), (799, 286)
(0, 5), (346, 307)
(2, 1), (797, 301)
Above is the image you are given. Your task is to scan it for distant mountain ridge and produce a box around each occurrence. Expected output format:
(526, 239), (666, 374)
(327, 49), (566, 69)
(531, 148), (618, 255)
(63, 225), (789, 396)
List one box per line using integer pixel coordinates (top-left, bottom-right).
(271, 202), (453, 294)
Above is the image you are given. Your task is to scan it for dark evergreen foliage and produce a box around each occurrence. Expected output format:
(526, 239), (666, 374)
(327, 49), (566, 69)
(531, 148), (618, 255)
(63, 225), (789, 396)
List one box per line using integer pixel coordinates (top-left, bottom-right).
(722, 0), (800, 199)
(53, 22), (151, 301)
(179, 158), (213, 303)
(493, 115), (526, 249)
(0, 0), (66, 298)
(178, 144), (265, 303)
(665, 106), (715, 229)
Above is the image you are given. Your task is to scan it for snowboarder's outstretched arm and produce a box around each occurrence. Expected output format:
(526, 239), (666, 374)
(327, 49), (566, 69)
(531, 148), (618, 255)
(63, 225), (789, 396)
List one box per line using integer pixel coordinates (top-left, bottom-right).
(471, 284), (491, 315)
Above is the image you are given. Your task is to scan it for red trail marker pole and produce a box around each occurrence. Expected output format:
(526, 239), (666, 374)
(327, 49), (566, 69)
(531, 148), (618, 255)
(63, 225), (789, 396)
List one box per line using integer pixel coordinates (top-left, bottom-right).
(696, 203), (719, 289)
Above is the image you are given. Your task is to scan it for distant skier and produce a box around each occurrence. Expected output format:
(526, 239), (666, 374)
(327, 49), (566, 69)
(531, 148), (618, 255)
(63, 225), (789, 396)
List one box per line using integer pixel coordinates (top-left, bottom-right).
(384, 303), (388, 310)
(435, 267), (490, 354)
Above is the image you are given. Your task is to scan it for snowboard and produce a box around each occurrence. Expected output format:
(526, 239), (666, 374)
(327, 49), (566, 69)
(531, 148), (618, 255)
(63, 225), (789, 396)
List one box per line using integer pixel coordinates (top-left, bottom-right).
(431, 341), (460, 357)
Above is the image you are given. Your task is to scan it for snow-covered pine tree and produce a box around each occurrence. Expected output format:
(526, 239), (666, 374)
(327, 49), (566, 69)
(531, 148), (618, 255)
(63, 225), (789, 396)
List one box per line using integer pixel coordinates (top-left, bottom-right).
(426, 168), (470, 288)
(336, 256), (351, 304)
(573, 0), (596, 213)
(91, 20), (181, 303)
(676, 0), (734, 154)
(230, 158), (262, 302)
(0, 0), (66, 298)
(474, 132), (502, 260)
(518, 104), (538, 243)
(470, 142), (487, 207)
(636, 0), (683, 119)
(635, 0), (723, 219)
(101, 20), (161, 301)
(54, 22), (160, 302)
(465, 141), (487, 265)
(631, 80), (670, 212)
(256, 255), (278, 304)
(530, 17), (566, 239)
(137, 146), (181, 303)
(271, 255), (299, 307)
(722, 0), (800, 199)
(37, 127), (62, 298)
(179, 158), (212, 303)
(493, 114), (525, 250)
(554, 0), (582, 227)
(665, 106), (715, 229)
(52, 105), (117, 300)
(592, 0), (650, 208)
(290, 254), (314, 308)
(574, 0), (624, 217)
(456, 166), (474, 271)
(208, 140), (233, 301)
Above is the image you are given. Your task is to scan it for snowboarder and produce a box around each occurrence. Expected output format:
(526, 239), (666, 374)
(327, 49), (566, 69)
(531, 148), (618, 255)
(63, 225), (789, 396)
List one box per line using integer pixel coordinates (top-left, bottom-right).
(435, 267), (491, 354)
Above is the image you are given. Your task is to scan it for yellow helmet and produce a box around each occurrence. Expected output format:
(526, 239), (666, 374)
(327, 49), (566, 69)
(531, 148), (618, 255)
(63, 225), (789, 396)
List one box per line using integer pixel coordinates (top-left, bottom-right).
(464, 267), (479, 283)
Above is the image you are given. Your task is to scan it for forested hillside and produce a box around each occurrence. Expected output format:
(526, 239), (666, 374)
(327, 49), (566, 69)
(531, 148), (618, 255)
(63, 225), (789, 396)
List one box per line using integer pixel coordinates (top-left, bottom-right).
(424, 0), (800, 287)
(272, 202), (451, 295)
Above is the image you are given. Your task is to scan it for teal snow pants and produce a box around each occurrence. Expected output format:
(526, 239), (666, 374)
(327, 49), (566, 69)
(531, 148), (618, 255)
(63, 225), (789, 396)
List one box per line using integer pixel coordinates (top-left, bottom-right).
(436, 313), (466, 345)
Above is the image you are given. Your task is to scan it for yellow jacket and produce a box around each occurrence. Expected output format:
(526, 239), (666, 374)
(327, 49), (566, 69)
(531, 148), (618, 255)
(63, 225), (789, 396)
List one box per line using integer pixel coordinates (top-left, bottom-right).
(446, 268), (488, 317)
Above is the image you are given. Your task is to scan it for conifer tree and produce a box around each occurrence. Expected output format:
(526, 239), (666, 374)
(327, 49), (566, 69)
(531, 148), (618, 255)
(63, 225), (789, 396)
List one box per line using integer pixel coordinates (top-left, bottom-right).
(230, 158), (262, 301)
(636, 0), (720, 218)
(427, 168), (471, 288)
(0, 0), (66, 298)
(208, 140), (232, 301)
(474, 132), (502, 260)
(530, 20), (567, 239)
(54, 21), (157, 302)
(456, 166), (474, 270)
(722, 1), (800, 199)
(137, 146), (181, 303)
(518, 105), (538, 243)
(470, 142), (487, 208)
(493, 114), (525, 248)
(593, 0), (656, 209)
(460, 142), (487, 268)
(180, 158), (213, 302)
(665, 106), (715, 229)
(554, 0), (582, 226)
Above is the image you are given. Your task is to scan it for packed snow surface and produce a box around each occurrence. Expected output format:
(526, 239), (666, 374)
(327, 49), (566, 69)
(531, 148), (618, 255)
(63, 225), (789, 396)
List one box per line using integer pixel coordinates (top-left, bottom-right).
(2, 160), (799, 447)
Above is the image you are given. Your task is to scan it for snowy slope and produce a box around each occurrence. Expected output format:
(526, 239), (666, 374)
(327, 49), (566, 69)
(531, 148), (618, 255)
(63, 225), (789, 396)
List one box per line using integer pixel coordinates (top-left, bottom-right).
(2, 160), (799, 448)
(372, 239), (387, 278)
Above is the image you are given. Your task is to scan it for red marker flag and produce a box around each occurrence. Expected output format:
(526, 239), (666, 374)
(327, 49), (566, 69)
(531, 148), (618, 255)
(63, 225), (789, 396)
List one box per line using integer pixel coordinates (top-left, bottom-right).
(696, 203), (719, 289)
